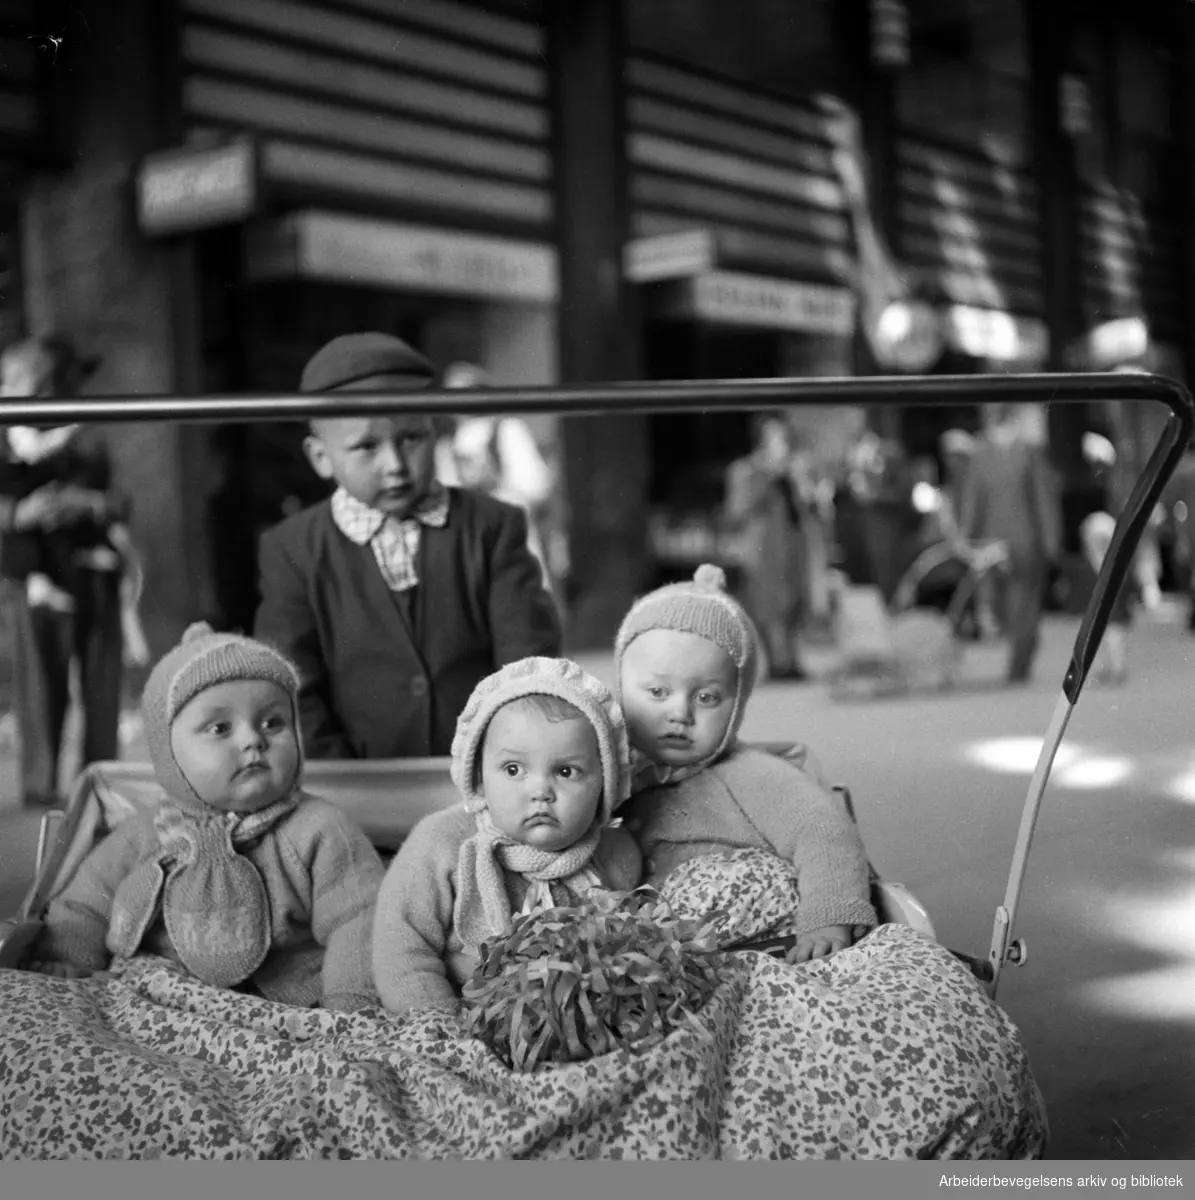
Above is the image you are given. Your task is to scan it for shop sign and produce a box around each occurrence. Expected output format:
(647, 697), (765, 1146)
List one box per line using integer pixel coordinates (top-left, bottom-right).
(664, 271), (855, 335)
(945, 305), (1049, 366)
(244, 212), (558, 302)
(623, 230), (715, 283)
(137, 140), (258, 237)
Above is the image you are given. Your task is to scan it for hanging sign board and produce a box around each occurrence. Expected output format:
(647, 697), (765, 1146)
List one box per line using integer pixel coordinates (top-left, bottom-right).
(659, 271), (855, 335)
(245, 211), (558, 302)
(623, 230), (716, 283)
(136, 139), (259, 237)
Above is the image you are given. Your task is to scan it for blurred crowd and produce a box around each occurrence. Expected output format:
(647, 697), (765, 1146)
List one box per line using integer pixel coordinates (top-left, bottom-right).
(1, 328), (1192, 806)
(718, 397), (1183, 690)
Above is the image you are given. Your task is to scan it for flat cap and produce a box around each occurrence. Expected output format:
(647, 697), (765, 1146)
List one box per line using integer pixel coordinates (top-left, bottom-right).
(299, 332), (436, 393)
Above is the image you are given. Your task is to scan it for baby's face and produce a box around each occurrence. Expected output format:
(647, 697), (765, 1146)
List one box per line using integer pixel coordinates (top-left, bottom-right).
(170, 680), (299, 813)
(479, 700), (603, 852)
(620, 629), (737, 768)
(305, 404), (436, 518)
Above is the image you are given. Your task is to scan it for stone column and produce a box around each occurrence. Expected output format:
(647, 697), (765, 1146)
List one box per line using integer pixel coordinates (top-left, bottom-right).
(20, 0), (213, 658)
(1026, 0), (1084, 482)
(548, 0), (649, 648)
(1173, 7), (1195, 392)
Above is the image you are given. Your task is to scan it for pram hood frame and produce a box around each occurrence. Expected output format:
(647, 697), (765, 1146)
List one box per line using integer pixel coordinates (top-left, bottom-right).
(3, 370), (1190, 998)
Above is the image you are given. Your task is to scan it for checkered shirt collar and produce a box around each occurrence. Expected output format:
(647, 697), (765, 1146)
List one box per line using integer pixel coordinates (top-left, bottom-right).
(330, 484), (449, 545)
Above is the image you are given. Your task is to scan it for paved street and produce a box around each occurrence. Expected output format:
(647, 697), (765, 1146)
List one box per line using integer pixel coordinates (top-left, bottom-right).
(1, 605), (1192, 1159)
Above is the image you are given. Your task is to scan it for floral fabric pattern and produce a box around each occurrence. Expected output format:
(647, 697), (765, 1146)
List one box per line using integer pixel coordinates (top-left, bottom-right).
(0, 923), (1045, 1160)
(655, 847), (807, 944)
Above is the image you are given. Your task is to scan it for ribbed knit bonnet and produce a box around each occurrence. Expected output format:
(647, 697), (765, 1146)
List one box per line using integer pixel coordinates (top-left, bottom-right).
(450, 657), (632, 823)
(614, 563), (760, 757)
(142, 622), (303, 810)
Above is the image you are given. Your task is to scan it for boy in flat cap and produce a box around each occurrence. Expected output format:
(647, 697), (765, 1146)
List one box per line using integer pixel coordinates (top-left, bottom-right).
(254, 333), (561, 760)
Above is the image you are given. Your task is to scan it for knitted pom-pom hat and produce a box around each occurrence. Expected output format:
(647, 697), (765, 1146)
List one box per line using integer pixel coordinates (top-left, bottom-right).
(614, 563), (760, 760)
(141, 622), (302, 811)
(450, 657), (632, 823)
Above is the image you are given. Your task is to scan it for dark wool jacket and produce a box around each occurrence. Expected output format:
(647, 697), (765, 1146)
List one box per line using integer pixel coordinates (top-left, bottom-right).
(254, 488), (561, 759)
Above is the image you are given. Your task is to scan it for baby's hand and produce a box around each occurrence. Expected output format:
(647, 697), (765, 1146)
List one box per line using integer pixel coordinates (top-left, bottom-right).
(785, 925), (853, 964)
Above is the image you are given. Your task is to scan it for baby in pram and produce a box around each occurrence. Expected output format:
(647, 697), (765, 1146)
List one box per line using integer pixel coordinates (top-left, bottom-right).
(28, 623), (386, 1011)
(615, 563), (877, 959)
(371, 656), (640, 1015)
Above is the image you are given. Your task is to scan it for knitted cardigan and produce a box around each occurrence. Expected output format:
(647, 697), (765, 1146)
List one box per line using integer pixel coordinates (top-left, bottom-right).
(617, 745), (876, 936)
(36, 793), (386, 1010)
(372, 804), (642, 1015)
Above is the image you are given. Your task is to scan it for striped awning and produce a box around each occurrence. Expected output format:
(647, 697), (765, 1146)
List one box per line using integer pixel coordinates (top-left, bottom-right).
(625, 55), (855, 288)
(892, 133), (1047, 364)
(1078, 183), (1183, 345)
(893, 134), (1044, 316)
(179, 0), (552, 234)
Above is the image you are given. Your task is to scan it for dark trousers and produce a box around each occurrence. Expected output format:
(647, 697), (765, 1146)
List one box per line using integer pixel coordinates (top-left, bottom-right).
(992, 560), (1047, 682)
(7, 569), (123, 802)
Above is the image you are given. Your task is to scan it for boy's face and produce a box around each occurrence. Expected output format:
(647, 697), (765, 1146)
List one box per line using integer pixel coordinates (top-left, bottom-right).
(305, 379), (436, 517)
(620, 629), (738, 768)
(170, 680), (300, 813)
(479, 700), (603, 852)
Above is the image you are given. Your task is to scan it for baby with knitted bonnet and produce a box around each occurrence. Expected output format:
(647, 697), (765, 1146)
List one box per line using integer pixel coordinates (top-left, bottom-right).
(372, 657), (640, 1015)
(616, 564), (877, 962)
(31, 623), (386, 1011)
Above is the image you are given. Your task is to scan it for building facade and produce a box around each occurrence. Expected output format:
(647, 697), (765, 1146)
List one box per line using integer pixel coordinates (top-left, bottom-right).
(7, 0), (1194, 651)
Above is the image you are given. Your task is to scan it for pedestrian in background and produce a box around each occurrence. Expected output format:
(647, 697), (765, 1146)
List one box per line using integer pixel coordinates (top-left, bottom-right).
(435, 361), (562, 601)
(0, 335), (145, 807)
(958, 403), (1062, 684)
(1077, 511), (1138, 684)
(723, 413), (811, 681)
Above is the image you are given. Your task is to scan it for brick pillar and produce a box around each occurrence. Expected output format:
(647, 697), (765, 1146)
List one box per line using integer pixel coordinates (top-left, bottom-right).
(20, 0), (213, 658)
(548, 0), (649, 649)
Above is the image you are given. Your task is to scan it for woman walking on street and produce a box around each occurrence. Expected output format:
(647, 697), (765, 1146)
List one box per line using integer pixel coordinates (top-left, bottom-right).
(957, 403), (1062, 684)
(724, 413), (812, 681)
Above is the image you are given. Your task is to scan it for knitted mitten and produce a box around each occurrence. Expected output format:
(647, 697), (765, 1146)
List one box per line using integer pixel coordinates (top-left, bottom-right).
(158, 811), (272, 988)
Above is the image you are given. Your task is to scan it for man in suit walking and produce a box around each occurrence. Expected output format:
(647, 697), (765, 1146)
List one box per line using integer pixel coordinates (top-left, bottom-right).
(958, 404), (1062, 684)
(254, 333), (561, 759)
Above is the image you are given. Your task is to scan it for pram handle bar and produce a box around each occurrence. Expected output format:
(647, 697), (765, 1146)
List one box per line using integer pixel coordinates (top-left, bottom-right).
(3, 371), (1190, 1001)
(1064, 381), (1192, 700)
(5, 370), (1187, 696)
(0, 369), (1189, 425)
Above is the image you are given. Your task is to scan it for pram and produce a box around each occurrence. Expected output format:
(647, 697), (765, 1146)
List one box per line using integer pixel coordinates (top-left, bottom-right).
(0, 369), (1186, 1161)
(0, 748), (1040, 1161)
(0, 745), (935, 971)
(829, 537), (1009, 699)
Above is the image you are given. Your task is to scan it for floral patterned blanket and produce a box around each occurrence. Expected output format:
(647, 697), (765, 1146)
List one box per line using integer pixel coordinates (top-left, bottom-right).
(0, 923), (1046, 1160)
